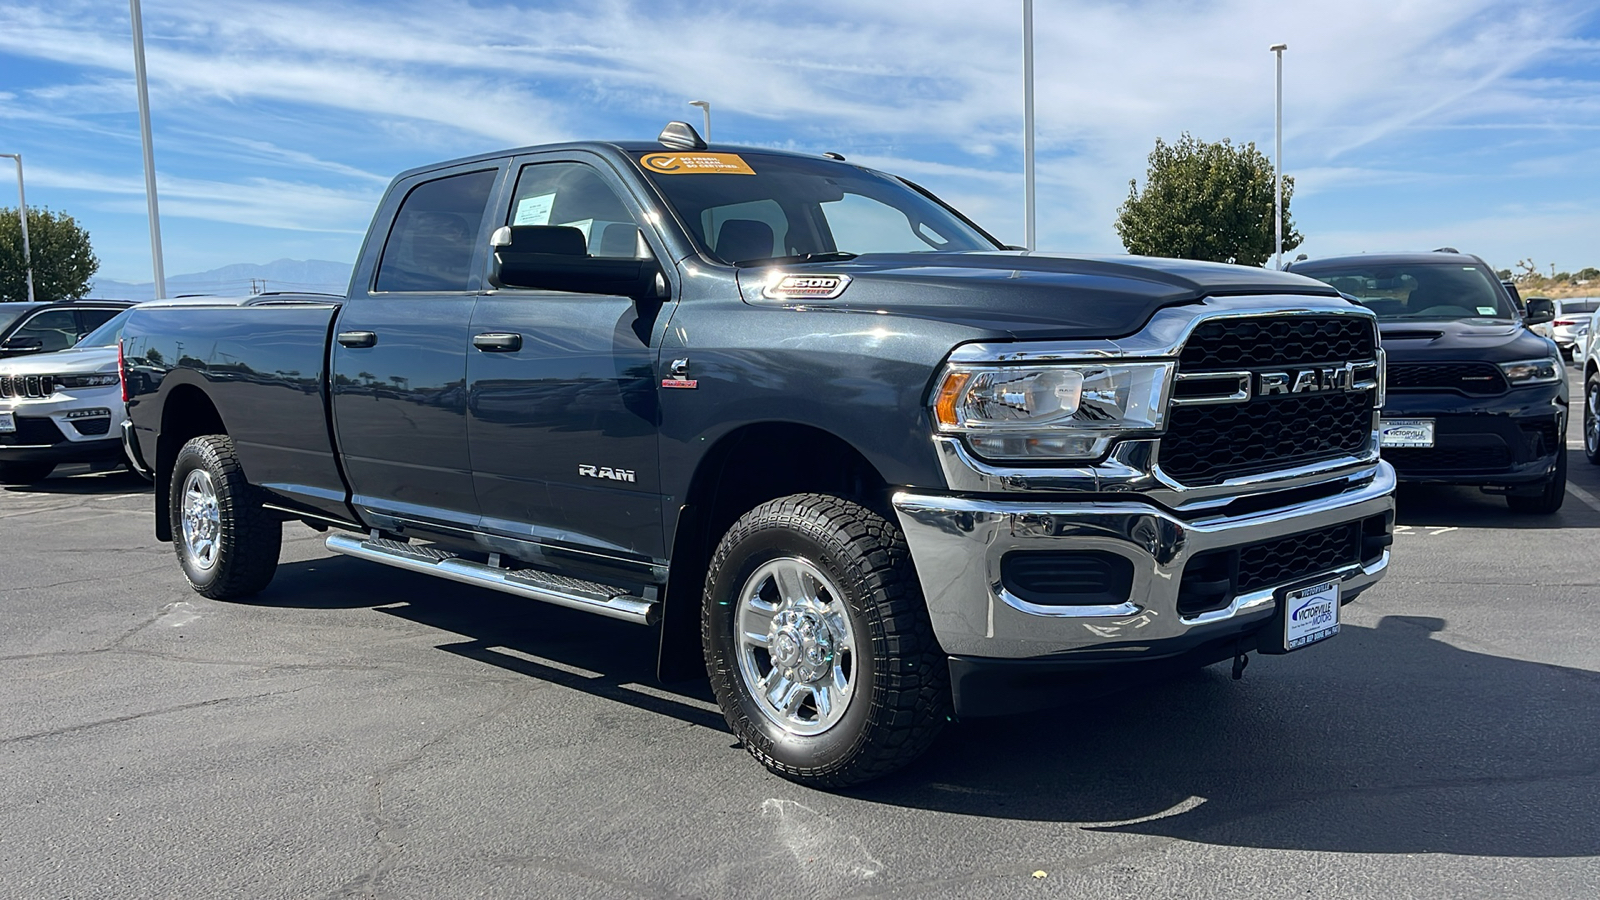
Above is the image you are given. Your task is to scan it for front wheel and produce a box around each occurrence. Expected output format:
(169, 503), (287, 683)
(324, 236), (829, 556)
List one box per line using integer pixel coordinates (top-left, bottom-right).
(1507, 449), (1567, 514)
(1585, 376), (1600, 466)
(169, 435), (281, 598)
(702, 493), (949, 788)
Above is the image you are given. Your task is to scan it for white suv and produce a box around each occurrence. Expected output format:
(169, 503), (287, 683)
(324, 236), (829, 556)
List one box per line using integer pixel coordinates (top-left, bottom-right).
(0, 309), (132, 484)
(1532, 296), (1600, 361)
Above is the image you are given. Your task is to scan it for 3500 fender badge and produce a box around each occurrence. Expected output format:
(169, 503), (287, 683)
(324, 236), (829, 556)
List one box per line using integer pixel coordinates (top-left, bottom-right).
(762, 273), (851, 301)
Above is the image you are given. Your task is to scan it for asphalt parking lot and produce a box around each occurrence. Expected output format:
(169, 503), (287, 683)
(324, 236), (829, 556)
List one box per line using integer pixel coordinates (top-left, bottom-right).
(3, 370), (1598, 899)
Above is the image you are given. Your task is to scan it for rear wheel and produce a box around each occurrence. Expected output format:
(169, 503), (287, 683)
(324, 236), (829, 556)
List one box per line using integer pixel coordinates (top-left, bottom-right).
(0, 462), (54, 485)
(1507, 449), (1567, 514)
(702, 493), (948, 788)
(169, 435), (281, 598)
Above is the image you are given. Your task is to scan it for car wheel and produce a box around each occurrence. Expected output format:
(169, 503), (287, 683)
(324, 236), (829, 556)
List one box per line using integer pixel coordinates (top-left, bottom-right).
(1507, 449), (1567, 514)
(1586, 376), (1600, 466)
(169, 435), (281, 599)
(702, 493), (949, 787)
(0, 462), (55, 485)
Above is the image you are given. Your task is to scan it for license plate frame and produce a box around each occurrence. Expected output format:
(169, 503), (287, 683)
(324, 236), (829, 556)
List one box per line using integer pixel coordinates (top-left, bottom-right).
(1279, 578), (1341, 652)
(1380, 417), (1435, 448)
(0, 411), (14, 433)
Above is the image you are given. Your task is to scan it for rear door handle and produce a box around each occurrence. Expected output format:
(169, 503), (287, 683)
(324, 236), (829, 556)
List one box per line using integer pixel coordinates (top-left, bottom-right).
(336, 331), (377, 348)
(473, 332), (523, 352)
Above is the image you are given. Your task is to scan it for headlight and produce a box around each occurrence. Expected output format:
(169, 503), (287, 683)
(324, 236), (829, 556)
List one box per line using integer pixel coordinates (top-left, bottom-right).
(931, 361), (1172, 461)
(1499, 356), (1561, 385)
(53, 373), (120, 388)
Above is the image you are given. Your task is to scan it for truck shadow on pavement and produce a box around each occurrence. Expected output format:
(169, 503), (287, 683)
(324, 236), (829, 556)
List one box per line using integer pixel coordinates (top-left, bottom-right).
(861, 613), (1600, 858)
(262, 556), (1599, 858)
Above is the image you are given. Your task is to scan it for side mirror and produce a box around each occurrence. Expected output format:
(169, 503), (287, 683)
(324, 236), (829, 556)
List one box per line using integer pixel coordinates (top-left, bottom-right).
(489, 225), (663, 299)
(0, 336), (44, 357)
(1524, 297), (1555, 327)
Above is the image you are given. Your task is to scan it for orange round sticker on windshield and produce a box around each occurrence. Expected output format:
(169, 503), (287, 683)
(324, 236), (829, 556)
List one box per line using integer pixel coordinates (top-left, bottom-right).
(641, 152), (755, 175)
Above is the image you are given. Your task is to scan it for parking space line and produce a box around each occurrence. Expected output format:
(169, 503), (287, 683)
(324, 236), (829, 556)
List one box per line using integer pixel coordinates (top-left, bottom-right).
(1565, 481), (1600, 514)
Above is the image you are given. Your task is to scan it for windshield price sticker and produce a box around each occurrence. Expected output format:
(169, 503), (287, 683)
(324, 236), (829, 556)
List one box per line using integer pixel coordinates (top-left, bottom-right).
(1284, 580), (1340, 650)
(0, 411), (13, 433)
(1380, 418), (1434, 448)
(640, 153), (755, 175)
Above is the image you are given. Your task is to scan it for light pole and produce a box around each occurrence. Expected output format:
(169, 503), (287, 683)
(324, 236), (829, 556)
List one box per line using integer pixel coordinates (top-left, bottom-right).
(688, 100), (711, 142)
(130, 0), (167, 299)
(0, 153), (34, 303)
(1022, 0), (1036, 251)
(1270, 42), (1287, 270)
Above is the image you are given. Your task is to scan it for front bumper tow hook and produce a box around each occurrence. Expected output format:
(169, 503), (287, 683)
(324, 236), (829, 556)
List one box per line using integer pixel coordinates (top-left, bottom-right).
(1232, 650), (1250, 681)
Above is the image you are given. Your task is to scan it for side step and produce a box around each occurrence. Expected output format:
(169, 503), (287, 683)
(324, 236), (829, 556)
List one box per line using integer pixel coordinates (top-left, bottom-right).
(324, 534), (659, 625)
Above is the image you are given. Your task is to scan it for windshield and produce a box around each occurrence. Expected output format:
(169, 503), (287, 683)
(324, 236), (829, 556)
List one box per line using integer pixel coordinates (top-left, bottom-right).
(1298, 263), (1516, 320)
(78, 308), (133, 348)
(632, 151), (999, 265)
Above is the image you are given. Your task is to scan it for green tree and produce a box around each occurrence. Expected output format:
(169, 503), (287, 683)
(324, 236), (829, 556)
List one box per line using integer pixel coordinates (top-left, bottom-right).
(0, 207), (99, 301)
(1496, 268), (1514, 280)
(1115, 133), (1301, 267)
(1577, 267), (1598, 280)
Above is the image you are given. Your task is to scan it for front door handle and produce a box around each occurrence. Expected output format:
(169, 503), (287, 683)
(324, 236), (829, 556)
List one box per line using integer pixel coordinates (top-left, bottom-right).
(336, 331), (377, 348)
(473, 332), (523, 352)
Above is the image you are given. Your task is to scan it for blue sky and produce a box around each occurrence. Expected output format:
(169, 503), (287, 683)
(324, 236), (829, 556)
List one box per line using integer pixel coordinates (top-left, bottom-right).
(1, 0), (1598, 288)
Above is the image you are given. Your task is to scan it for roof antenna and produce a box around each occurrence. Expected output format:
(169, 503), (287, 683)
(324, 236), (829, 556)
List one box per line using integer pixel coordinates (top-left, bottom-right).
(658, 121), (707, 151)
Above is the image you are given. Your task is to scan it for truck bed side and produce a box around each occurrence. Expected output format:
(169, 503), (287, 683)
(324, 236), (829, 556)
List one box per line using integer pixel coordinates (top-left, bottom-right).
(123, 296), (352, 530)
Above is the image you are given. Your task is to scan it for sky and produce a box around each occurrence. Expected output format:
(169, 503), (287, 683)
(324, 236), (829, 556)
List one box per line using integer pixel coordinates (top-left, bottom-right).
(0, 0), (1598, 289)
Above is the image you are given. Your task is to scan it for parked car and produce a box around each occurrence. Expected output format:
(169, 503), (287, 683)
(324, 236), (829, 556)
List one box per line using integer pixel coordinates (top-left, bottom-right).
(0, 308), (134, 484)
(1290, 251), (1566, 513)
(1578, 314), (1600, 466)
(0, 299), (136, 359)
(123, 123), (1394, 786)
(1530, 296), (1600, 361)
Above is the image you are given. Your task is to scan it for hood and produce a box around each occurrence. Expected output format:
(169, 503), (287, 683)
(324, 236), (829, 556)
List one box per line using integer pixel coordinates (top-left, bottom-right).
(0, 344), (120, 376)
(1378, 319), (1557, 364)
(737, 251), (1344, 340)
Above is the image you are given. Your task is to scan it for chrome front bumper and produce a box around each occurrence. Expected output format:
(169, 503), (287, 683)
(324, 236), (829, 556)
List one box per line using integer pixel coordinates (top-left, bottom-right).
(892, 462), (1395, 659)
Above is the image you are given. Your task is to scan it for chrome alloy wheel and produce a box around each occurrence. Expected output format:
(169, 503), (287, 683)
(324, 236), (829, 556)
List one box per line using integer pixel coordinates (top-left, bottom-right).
(1587, 381), (1600, 458)
(180, 468), (222, 572)
(735, 557), (858, 736)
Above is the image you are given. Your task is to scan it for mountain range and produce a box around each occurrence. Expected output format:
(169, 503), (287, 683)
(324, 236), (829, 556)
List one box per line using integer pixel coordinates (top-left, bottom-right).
(91, 259), (353, 300)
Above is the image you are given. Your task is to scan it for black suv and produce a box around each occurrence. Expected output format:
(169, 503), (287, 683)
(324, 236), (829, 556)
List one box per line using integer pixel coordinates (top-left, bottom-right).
(1291, 251), (1565, 513)
(0, 300), (136, 358)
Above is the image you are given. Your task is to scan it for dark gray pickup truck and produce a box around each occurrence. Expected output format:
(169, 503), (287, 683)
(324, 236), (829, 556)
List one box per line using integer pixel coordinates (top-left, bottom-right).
(122, 122), (1395, 786)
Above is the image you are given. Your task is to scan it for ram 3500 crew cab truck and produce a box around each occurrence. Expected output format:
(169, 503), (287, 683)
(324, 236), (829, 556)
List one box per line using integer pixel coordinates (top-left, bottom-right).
(123, 123), (1395, 786)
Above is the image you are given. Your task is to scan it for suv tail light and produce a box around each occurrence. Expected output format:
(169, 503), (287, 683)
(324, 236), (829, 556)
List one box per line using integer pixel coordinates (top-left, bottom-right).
(1554, 319), (1580, 326)
(118, 340), (129, 404)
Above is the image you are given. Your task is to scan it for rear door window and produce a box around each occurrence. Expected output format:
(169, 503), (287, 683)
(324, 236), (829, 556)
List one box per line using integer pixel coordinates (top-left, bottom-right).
(375, 169), (499, 292)
(77, 308), (122, 335)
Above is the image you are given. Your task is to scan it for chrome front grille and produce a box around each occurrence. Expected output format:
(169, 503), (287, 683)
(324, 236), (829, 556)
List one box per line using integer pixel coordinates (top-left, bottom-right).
(1160, 315), (1380, 487)
(0, 375), (55, 399)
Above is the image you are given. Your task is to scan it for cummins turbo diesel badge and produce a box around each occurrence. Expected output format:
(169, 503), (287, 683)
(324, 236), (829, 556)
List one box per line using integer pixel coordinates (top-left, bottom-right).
(762, 273), (852, 301)
(640, 153), (755, 175)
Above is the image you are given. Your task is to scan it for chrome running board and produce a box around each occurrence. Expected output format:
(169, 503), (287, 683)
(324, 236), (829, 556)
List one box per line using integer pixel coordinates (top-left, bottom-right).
(324, 533), (658, 625)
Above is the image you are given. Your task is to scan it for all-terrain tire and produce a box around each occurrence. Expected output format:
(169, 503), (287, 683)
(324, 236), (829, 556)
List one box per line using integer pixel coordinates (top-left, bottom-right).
(702, 493), (949, 788)
(169, 435), (281, 599)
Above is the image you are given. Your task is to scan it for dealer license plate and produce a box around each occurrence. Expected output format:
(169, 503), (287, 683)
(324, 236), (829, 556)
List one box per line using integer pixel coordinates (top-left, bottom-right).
(1281, 580), (1340, 651)
(0, 411), (14, 433)
(1380, 418), (1434, 448)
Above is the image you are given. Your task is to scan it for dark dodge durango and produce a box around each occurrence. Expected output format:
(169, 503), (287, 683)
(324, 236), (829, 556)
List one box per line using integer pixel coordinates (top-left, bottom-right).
(1291, 251), (1566, 513)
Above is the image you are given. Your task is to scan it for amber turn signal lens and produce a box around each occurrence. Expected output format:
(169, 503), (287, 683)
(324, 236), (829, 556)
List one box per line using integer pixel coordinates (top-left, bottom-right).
(933, 371), (972, 428)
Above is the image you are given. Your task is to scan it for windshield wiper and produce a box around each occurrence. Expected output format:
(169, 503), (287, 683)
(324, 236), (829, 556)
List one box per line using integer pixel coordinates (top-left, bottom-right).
(737, 251), (860, 267)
